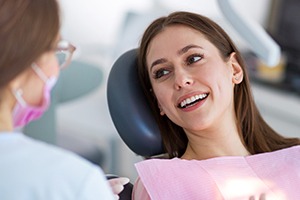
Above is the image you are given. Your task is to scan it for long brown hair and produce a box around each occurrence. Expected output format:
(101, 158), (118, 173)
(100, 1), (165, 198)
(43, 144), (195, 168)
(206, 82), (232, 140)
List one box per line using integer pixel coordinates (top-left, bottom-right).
(0, 0), (60, 89)
(138, 11), (300, 158)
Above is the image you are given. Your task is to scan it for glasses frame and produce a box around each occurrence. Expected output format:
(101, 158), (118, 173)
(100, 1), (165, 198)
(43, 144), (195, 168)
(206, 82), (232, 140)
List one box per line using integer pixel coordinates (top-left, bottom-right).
(55, 40), (76, 69)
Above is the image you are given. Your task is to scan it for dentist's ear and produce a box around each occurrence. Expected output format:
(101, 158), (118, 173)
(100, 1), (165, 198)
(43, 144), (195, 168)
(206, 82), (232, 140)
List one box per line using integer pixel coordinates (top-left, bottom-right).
(229, 52), (243, 84)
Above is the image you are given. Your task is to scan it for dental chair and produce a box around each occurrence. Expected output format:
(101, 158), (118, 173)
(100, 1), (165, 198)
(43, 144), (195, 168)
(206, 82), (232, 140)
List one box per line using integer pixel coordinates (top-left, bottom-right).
(107, 49), (163, 158)
(107, 49), (164, 199)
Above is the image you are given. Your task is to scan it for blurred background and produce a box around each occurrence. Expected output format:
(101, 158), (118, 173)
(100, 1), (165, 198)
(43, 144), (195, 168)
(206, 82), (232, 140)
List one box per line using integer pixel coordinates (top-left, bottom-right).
(23, 0), (300, 181)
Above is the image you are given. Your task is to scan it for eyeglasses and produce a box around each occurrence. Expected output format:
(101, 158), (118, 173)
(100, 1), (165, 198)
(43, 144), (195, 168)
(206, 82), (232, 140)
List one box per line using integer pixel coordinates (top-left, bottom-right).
(55, 40), (76, 69)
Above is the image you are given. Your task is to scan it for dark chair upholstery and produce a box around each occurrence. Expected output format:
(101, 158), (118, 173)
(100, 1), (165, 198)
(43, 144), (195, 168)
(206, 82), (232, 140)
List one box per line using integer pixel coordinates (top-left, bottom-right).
(107, 49), (167, 199)
(107, 49), (164, 158)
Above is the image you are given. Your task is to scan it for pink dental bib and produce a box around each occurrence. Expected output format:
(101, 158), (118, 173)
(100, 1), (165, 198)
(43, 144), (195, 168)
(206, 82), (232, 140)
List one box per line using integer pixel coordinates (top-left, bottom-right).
(135, 146), (300, 200)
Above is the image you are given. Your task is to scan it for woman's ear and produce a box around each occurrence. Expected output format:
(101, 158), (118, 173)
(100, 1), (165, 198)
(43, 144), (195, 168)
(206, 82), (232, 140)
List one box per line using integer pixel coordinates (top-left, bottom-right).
(151, 88), (165, 116)
(158, 103), (165, 116)
(229, 52), (243, 84)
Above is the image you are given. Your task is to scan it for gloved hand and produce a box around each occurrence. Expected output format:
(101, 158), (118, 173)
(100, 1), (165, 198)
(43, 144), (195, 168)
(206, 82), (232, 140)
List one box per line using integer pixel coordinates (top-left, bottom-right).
(249, 194), (266, 200)
(108, 177), (130, 200)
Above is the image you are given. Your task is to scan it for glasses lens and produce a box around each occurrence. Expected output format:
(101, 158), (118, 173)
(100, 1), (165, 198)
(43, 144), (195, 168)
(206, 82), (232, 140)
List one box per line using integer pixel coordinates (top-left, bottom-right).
(56, 40), (76, 69)
(56, 50), (73, 69)
(56, 51), (67, 68)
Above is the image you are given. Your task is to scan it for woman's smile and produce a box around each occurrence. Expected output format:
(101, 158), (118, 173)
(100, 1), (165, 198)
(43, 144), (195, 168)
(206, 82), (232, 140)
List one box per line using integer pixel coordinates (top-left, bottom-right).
(177, 92), (209, 111)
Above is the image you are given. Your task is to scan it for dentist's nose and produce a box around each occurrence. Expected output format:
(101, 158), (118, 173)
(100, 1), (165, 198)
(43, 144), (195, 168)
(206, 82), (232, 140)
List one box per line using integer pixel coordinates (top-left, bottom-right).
(174, 69), (193, 90)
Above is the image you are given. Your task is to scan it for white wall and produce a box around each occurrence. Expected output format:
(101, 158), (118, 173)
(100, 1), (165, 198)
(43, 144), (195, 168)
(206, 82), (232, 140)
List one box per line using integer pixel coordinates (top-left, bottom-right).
(59, 0), (272, 58)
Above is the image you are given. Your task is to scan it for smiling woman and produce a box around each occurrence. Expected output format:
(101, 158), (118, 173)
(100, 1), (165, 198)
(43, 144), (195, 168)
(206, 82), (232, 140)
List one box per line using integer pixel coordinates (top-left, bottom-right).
(132, 11), (300, 200)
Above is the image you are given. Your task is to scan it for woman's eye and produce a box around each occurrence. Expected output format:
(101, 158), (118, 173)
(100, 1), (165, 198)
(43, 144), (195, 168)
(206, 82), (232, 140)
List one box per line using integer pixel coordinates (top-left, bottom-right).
(154, 69), (170, 79)
(187, 54), (202, 65)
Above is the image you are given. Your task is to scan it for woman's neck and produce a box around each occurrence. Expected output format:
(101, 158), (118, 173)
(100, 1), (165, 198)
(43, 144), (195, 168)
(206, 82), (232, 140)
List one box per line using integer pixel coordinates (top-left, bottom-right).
(181, 129), (249, 160)
(181, 105), (250, 160)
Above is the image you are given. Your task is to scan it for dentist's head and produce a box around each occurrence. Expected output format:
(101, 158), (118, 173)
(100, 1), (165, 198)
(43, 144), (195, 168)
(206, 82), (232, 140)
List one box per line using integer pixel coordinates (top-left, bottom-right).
(0, 2), (120, 200)
(0, 0), (75, 129)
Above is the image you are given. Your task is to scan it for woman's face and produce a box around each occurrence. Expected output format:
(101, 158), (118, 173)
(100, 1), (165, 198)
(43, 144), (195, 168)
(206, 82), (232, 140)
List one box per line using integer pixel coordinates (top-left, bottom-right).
(146, 25), (242, 134)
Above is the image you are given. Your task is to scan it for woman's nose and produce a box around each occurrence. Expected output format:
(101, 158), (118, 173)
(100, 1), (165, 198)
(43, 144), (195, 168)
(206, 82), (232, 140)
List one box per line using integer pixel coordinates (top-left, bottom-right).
(174, 69), (193, 90)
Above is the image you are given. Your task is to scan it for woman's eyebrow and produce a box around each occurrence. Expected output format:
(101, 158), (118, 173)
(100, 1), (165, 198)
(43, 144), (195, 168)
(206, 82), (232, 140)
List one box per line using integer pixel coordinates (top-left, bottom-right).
(178, 44), (203, 55)
(150, 58), (167, 71)
(150, 45), (203, 70)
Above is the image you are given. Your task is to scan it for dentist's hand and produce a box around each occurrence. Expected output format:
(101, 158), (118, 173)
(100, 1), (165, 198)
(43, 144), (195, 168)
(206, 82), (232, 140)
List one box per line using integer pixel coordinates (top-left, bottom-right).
(108, 177), (130, 200)
(249, 194), (266, 200)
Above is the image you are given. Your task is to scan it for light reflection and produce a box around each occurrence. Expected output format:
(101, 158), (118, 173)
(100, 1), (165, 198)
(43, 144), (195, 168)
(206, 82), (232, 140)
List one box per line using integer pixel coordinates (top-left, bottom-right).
(221, 178), (286, 200)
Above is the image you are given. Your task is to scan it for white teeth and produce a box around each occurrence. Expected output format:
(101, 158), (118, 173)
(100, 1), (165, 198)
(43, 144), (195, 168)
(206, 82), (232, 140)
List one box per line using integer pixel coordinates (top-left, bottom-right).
(191, 96), (196, 102)
(180, 94), (208, 108)
(186, 98), (191, 104)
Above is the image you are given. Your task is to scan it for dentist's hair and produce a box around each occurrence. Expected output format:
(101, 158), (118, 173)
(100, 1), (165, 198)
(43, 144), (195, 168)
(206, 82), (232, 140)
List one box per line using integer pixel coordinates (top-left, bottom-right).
(0, 0), (60, 89)
(137, 11), (300, 158)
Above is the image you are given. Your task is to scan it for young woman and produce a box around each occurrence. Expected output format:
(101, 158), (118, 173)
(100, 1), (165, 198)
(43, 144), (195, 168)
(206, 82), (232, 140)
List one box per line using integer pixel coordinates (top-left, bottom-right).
(0, 0), (127, 199)
(133, 11), (300, 200)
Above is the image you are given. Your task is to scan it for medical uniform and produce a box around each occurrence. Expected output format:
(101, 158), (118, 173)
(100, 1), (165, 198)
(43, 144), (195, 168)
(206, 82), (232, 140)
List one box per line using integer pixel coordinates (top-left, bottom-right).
(133, 145), (300, 200)
(0, 132), (114, 200)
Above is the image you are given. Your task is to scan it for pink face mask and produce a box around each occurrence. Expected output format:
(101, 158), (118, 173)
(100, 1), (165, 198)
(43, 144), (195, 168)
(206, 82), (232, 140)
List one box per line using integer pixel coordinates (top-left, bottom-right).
(12, 64), (58, 128)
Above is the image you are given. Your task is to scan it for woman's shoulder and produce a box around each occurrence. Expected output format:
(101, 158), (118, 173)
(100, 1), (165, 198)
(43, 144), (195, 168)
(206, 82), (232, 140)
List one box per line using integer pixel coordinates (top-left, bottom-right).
(133, 146), (300, 200)
(245, 145), (300, 170)
(132, 176), (151, 200)
(135, 157), (210, 181)
(136, 159), (217, 185)
(249, 145), (300, 161)
(134, 158), (223, 199)
(135, 145), (300, 168)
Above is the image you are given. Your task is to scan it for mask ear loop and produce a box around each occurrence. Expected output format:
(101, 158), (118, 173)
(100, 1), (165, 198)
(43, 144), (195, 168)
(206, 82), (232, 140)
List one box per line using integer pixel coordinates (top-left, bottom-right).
(31, 63), (48, 83)
(12, 89), (26, 107)
(12, 63), (51, 109)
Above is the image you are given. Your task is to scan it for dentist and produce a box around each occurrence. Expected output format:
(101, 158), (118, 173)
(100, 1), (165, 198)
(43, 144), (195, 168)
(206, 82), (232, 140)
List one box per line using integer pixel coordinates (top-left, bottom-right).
(0, 0), (127, 199)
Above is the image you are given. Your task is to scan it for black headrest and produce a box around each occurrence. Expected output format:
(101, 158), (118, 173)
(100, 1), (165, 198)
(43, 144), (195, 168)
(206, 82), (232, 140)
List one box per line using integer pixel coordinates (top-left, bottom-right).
(107, 49), (164, 157)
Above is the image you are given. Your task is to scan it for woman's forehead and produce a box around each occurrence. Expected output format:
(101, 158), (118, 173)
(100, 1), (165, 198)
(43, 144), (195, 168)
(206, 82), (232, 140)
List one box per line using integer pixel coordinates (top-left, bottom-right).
(147, 25), (211, 59)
